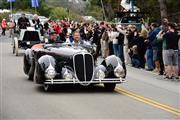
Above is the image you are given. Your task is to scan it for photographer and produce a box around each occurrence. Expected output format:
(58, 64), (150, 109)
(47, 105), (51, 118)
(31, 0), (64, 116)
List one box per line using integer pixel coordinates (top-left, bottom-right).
(18, 13), (30, 29)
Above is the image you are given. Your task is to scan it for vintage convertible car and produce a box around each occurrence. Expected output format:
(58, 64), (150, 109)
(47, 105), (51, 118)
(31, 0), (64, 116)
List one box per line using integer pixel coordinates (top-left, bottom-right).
(23, 43), (126, 91)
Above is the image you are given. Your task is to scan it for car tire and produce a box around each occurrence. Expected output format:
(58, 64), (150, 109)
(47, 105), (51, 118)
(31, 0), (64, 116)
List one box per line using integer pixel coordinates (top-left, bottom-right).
(104, 83), (116, 91)
(34, 62), (45, 84)
(23, 54), (31, 75)
(14, 39), (18, 56)
(28, 73), (33, 80)
(28, 60), (35, 80)
(33, 65), (37, 83)
(12, 42), (15, 54)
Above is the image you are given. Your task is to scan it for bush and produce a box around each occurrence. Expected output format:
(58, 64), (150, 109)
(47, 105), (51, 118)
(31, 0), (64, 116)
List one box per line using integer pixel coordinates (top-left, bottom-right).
(86, 4), (103, 21)
(50, 7), (68, 20)
(50, 7), (83, 21)
(0, 13), (10, 22)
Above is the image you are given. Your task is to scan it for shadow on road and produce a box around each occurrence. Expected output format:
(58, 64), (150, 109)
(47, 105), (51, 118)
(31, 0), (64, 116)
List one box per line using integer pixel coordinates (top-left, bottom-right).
(36, 84), (118, 94)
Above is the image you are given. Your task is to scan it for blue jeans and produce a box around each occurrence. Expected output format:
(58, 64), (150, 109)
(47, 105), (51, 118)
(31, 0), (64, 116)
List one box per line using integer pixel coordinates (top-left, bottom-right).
(146, 49), (154, 70)
(113, 44), (124, 61)
(113, 44), (119, 57)
(153, 49), (157, 68)
(132, 58), (141, 68)
(118, 44), (123, 60)
(178, 50), (180, 76)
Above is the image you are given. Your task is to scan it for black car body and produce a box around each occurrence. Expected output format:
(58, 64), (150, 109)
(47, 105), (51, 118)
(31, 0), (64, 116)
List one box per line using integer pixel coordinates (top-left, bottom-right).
(24, 43), (126, 91)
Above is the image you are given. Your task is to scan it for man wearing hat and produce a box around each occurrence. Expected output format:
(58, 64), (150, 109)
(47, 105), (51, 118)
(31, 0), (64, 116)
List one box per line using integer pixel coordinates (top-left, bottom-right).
(47, 30), (61, 43)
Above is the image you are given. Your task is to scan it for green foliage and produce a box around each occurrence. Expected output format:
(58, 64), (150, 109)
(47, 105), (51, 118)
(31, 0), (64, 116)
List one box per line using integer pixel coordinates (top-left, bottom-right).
(135, 0), (160, 23)
(2, 0), (179, 22)
(0, 0), (82, 21)
(88, 0), (180, 22)
(166, 0), (180, 22)
(37, 0), (52, 17)
(50, 7), (83, 21)
(86, 3), (104, 21)
(87, 0), (118, 21)
(135, 0), (180, 22)
(14, 0), (30, 10)
(0, 0), (9, 9)
(50, 7), (69, 20)
(0, 13), (9, 22)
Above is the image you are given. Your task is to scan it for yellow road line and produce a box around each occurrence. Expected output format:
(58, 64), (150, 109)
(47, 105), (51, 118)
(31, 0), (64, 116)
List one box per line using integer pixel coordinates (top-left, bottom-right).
(115, 87), (180, 116)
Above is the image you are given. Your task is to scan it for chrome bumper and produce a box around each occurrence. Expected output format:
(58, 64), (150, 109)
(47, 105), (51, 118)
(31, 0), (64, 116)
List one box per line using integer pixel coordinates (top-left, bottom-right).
(44, 78), (127, 85)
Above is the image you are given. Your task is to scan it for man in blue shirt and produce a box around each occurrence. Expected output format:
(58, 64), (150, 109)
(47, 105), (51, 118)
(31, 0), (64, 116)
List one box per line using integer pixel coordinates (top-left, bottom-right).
(145, 23), (161, 71)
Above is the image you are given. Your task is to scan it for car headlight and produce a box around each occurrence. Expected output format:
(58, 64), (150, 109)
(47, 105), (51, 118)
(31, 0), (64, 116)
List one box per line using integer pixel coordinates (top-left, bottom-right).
(63, 69), (73, 80)
(45, 64), (56, 79)
(114, 63), (125, 78)
(44, 38), (49, 43)
(96, 70), (105, 80)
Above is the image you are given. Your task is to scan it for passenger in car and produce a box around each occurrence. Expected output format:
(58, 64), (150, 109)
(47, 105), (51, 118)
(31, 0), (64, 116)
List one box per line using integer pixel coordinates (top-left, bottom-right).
(48, 30), (61, 43)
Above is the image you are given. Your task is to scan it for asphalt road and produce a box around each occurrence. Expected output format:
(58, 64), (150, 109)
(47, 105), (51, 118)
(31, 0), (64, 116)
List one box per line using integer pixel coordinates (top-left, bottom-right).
(0, 33), (179, 120)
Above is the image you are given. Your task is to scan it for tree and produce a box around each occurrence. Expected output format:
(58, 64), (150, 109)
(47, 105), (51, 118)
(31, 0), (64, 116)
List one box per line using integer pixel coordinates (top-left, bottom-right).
(0, 0), (9, 9)
(158, 0), (167, 19)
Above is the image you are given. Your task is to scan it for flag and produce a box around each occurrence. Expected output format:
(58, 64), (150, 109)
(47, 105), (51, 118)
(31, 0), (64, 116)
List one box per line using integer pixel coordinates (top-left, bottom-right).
(130, 0), (134, 12)
(31, 0), (39, 8)
(7, 0), (15, 2)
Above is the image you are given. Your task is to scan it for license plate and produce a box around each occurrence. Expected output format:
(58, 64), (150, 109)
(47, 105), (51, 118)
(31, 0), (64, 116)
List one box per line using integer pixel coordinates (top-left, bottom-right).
(26, 42), (30, 45)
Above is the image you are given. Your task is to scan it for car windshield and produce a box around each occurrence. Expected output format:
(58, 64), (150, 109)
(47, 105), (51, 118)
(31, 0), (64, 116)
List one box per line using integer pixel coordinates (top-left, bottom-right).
(23, 31), (40, 41)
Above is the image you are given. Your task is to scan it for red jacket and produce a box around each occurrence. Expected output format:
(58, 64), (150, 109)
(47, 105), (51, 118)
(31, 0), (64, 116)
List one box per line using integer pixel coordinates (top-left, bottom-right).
(1, 20), (7, 29)
(54, 25), (62, 34)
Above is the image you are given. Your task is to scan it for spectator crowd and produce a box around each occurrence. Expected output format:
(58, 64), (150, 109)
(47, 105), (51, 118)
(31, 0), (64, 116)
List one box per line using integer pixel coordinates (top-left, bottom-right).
(1, 14), (180, 80)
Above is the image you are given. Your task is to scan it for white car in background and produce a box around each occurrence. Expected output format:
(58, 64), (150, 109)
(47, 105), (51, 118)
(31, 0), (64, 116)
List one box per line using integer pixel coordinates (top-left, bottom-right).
(39, 16), (49, 25)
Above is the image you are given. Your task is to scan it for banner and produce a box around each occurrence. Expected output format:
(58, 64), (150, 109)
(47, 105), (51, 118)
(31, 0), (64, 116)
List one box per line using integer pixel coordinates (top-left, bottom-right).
(7, 0), (15, 2)
(130, 0), (134, 12)
(31, 0), (39, 8)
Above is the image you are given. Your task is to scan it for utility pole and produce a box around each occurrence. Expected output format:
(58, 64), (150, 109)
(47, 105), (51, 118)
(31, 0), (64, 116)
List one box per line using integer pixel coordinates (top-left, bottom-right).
(118, 0), (120, 11)
(130, 0), (134, 12)
(10, 1), (13, 19)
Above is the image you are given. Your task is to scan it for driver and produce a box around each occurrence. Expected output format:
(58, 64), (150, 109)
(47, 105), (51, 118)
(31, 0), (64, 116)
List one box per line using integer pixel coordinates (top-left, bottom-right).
(66, 31), (84, 46)
(32, 30), (61, 50)
(18, 13), (30, 29)
(47, 30), (61, 43)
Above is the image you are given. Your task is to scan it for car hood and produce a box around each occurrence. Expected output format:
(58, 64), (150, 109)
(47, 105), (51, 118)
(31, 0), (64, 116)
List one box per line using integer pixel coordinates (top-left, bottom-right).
(47, 46), (87, 57)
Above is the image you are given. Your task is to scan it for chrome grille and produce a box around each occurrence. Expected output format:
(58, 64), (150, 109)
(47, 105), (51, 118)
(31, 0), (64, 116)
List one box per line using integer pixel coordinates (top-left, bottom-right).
(73, 53), (94, 83)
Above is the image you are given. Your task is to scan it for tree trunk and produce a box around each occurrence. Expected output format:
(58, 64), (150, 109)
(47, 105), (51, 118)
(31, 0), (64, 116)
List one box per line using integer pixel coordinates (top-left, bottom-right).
(158, 0), (168, 19)
(104, 3), (114, 21)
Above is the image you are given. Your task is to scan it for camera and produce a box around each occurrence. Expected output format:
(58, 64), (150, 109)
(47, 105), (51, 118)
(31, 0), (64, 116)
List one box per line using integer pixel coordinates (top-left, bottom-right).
(175, 24), (180, 31)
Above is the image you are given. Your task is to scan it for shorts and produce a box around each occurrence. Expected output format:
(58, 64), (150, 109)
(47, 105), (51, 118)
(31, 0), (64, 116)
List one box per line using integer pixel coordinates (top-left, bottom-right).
(163, 49), (178, 66)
